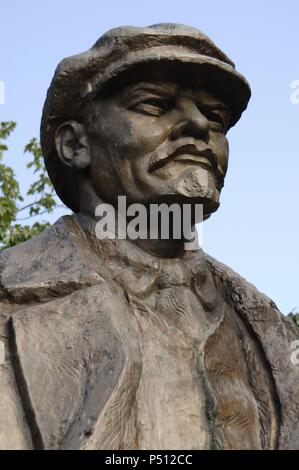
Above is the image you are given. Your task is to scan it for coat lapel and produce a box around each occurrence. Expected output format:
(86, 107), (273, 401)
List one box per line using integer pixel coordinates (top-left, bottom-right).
(10, 282), (141, 449)
(206, 254), (299, 449)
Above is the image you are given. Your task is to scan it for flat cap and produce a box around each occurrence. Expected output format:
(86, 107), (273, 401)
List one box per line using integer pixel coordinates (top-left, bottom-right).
(41, 23), (251, 212)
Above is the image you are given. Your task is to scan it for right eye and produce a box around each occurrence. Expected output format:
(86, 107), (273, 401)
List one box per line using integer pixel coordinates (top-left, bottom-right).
(131, 98), (170, 117)
(197, 104), (229, 133)
(204, 111), (225, 132)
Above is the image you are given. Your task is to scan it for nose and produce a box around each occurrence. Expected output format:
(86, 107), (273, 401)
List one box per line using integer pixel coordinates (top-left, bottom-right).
(169, 98), (210, 143)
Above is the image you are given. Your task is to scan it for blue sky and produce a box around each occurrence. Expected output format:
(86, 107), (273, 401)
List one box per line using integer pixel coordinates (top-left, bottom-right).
(0, 0), (298, 314)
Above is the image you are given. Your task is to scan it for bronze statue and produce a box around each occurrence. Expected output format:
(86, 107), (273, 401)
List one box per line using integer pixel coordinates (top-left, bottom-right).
(0, 24), (298, 450)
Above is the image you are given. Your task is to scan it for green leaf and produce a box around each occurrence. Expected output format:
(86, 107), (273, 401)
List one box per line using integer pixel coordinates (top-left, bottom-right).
(0, 120), (63, 250)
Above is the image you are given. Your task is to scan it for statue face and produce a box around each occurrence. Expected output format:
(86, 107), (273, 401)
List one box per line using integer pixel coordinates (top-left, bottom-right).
(86, 78), (230, 215)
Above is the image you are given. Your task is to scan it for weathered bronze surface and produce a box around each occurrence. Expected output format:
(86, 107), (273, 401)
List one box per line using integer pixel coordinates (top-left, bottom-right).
(0, 24), (298, 450)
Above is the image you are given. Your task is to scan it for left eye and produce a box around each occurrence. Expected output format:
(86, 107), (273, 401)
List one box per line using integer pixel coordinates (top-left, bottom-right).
(131, 98), (170, 117)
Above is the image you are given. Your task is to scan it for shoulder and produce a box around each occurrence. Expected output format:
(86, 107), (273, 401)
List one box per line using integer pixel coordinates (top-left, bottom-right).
(204, 252), (299, 338)
(0, 215), (104, 303)
(204, 252), (277, 308)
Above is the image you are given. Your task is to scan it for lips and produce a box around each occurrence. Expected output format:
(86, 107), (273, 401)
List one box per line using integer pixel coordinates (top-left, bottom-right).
(149, 143), (219, 173)
(173, 153), (213, 169)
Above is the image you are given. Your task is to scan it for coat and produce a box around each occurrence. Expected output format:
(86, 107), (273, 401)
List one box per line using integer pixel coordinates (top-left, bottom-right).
(0, 215), (298, 449)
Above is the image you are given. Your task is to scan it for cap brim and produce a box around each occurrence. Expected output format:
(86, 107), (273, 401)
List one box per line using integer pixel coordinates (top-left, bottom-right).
(84, 46), (251, 128)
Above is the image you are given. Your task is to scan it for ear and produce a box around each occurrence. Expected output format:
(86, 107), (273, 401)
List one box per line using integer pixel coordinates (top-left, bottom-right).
(55, 121), (90, 170)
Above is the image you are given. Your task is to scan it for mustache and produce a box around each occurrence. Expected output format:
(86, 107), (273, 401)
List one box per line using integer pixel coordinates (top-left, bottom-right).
(149, 140), (225, 187)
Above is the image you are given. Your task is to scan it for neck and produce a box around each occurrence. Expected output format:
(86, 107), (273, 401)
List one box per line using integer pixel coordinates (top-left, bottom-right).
(79, 181), (199, 259)
(133, 237), (187, 258)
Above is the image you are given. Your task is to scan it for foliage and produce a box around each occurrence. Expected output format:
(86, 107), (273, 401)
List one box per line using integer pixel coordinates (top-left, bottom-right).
(0, 121), (60, 250)
(288, 309), (299, 328)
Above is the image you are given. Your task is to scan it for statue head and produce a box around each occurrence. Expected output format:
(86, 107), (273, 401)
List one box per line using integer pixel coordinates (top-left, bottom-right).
(41, 24), (250, 219)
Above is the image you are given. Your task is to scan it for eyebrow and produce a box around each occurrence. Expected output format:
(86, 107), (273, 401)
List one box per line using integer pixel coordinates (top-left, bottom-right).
(125, 82), (177, 96)
(124, 82), (230, 114)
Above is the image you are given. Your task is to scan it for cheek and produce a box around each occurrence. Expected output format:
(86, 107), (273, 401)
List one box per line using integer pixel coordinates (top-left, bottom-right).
(137, 119), (168, 151)
(111, 113), (168, 157)
(210, 133), (229, 173)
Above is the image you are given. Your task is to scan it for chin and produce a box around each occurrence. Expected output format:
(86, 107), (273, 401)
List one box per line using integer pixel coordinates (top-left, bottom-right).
(166, 167), (221, 213)
(138, 191), (220, 224)
(132, 167), (221, 217)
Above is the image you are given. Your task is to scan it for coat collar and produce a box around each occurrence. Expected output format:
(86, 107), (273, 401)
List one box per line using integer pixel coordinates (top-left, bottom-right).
(1, 214), (214, 307)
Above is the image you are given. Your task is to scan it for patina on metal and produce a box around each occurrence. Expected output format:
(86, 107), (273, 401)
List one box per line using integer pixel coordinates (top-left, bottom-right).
(0, 24), (298, 450)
